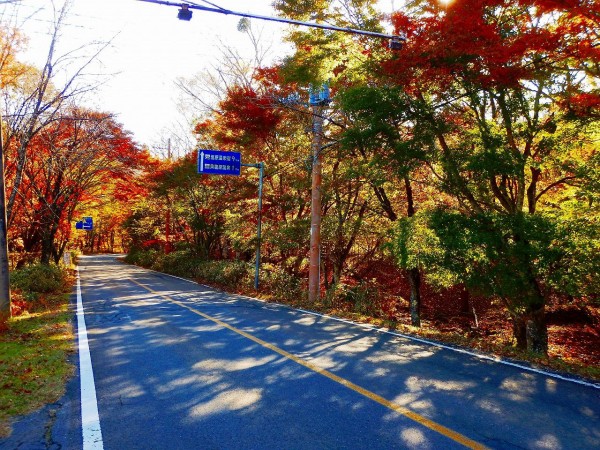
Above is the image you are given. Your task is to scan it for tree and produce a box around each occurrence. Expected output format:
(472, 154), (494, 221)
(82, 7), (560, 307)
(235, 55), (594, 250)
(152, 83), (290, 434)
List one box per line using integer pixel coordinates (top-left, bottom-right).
(12, 108), (147, 264)
(339, 85), (433, 326)
(2, 0), (110, 228)
(379, 0), (600, 354)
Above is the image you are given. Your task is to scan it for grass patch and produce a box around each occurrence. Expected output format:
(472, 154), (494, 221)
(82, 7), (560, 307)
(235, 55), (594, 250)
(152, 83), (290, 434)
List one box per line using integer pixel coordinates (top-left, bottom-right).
(0, 278), (75, 437)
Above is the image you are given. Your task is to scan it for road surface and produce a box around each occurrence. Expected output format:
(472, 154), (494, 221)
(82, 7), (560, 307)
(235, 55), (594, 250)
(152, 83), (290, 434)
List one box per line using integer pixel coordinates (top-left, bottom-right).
(3, 254), (599, 449)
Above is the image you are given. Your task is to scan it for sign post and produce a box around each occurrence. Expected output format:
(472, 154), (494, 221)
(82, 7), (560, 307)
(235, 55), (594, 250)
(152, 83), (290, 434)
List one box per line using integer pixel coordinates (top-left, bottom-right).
(197, 149), (264, 289)
(242, 162), (264, 290)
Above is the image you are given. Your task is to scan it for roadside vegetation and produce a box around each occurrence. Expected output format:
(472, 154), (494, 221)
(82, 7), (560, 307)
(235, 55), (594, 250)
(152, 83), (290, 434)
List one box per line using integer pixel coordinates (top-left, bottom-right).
(0, 264), (75, 438)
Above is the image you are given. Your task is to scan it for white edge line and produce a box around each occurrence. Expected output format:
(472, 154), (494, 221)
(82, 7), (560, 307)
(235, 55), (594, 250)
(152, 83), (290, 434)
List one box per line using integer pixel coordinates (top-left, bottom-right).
(122, 261), (600, 391)
(76, 267), (104, 450)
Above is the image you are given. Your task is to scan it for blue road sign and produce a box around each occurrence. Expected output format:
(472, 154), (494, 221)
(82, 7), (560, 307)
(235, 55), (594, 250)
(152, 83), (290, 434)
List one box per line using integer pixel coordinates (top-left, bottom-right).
(75, 221), (83, 230)
(82, 217), (93, 230)
(197, 149), (241, 176)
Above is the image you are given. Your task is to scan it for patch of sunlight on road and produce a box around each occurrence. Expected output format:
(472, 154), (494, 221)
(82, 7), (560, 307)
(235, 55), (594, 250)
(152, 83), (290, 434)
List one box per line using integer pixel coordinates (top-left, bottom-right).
(131, 318), (166, 328)
(307, 355), (339, 371)
(117, 384), (146, 399)
(157, 375), (222, 394)
(188, 388), (263, 419)
(335, 336), (377, 354)
(392, 393), (419, 406)
(499, 375), (536, 401)
(194, 356), (277, 372)
(293, 316), (318, 326)
(390, 392), (435, 415)
(533, 433), (562, 449)
(185, 323), (223, 333)
(365, 346), (437, 365)
(580, 405), (596, 418)
(475, 398), (503, 415)
(545, 378), (557, 394)
(405, 376), (477, 392)
(401, 427), (431, 449)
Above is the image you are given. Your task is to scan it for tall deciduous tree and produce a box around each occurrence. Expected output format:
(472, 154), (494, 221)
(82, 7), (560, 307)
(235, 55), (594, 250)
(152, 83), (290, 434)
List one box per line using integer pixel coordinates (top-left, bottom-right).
(380, 0), (600, 353)
(12, 108), (147, 264)
(2, 0), (110, 227)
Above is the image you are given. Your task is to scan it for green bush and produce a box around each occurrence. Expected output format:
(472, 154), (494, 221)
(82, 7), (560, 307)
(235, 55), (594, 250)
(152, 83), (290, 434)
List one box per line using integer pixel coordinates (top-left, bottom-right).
(10, 263), (66, 294)
(196, 260), (253, 288)
(151, 250), (204, 279)
(124, 248), (160, 268)
(326, 281), (381, 316)
(262, 264), (303, 302)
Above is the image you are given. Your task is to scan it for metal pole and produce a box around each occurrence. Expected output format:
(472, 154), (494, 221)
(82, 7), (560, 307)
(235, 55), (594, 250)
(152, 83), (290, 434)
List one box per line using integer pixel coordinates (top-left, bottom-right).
(165, 139), (172, 254)
(255, 162), (263, 290)
(0, 103), (11, 319)
(242, 162), (264, 290)
(308, 104), (324, 303)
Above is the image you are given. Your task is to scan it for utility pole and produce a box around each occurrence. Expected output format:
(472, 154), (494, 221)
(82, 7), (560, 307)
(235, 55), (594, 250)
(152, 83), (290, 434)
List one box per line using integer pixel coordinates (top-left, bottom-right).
(308, 84), (330, 304)
(0, 104), (11, 319)
(165, 138), (172, 254)
(242, 161), (264, 290)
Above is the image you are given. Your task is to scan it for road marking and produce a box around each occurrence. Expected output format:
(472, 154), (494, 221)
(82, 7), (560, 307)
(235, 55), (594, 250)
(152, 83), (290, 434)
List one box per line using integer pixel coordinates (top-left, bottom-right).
(76, 267), (104, 450)
(129, 278), (488, 450)
(137, 264), (600, 391)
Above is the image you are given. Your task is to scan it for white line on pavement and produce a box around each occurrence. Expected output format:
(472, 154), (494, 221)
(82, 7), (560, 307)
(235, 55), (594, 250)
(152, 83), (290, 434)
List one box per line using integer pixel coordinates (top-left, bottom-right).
(76, 267), (104, 450)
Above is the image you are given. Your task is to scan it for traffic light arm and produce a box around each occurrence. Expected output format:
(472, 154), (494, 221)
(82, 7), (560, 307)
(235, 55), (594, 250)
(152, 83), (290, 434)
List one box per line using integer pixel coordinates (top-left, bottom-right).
(137, 0), (405, 43)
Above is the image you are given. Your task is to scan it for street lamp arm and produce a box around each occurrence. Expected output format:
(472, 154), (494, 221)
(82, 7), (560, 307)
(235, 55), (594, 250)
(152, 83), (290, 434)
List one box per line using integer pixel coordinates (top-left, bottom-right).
(136, 0), (405, 42)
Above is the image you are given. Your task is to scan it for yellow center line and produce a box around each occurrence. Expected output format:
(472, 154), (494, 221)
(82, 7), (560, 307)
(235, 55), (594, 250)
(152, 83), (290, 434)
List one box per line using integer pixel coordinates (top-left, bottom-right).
(129, 278), (488, 450)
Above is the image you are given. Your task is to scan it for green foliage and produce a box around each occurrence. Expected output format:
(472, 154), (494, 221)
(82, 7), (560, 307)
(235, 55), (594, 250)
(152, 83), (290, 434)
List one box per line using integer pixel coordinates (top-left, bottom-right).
(195, 260), (253, 289)
(150, 249), (205, 279)
(261, 264), (303, 302)
(543, 211), (600, 298)
(10, 263), (66, 294)
(390, 208), (598, 313)
(124, 248), (161, 268)
(326, 281), (381, 316)
(390, 212), (457, 288)
(121, 203), (162, 249)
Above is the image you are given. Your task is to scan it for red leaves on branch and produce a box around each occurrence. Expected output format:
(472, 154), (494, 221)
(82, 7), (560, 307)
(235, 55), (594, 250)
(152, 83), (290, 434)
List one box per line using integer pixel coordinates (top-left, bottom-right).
(563, 92), (600, 117)
(384, 0), (582, 91)
(215, 86), (281, 146)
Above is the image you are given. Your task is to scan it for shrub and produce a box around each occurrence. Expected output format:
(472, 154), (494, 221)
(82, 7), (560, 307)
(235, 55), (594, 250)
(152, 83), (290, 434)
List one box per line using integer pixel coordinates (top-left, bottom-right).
(151, 250), (204, 278)
(261, 264), (303, 302)
(124, 248), (159, 268)
(196, 260), (253, 288)
(10, 263), (66, 294)
(326, 280), (382, 316)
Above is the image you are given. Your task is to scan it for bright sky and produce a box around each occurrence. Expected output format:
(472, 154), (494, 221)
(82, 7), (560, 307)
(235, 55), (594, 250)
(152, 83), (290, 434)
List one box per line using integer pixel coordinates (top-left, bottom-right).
(2, 0), (396, 153)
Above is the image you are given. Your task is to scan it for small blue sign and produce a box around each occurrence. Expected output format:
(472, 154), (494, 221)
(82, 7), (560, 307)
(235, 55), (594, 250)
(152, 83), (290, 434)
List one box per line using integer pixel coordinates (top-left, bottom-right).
(75, 221), (83, 230)
(198, 149), (241, 176)
(82, 217), (93, 230)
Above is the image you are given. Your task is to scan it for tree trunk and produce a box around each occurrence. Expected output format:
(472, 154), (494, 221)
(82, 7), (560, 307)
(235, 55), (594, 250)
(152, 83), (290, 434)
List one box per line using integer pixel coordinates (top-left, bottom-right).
(407, 267), (421, 327)
(526, 305), (548, 355)
(40, 235), (54, 265)
(512, 314), (527, 350)
(404, 176), (421, 327)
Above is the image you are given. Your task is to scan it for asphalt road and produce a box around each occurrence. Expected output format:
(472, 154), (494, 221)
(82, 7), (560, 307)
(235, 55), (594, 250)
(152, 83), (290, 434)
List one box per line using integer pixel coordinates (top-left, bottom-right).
(3, 254), (600, 449)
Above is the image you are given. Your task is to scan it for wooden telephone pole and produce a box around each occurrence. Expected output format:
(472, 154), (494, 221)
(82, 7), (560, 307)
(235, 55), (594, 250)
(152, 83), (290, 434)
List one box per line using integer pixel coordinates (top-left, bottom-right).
(308, 84), (330, 304)
(0, 106), (11, 319)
